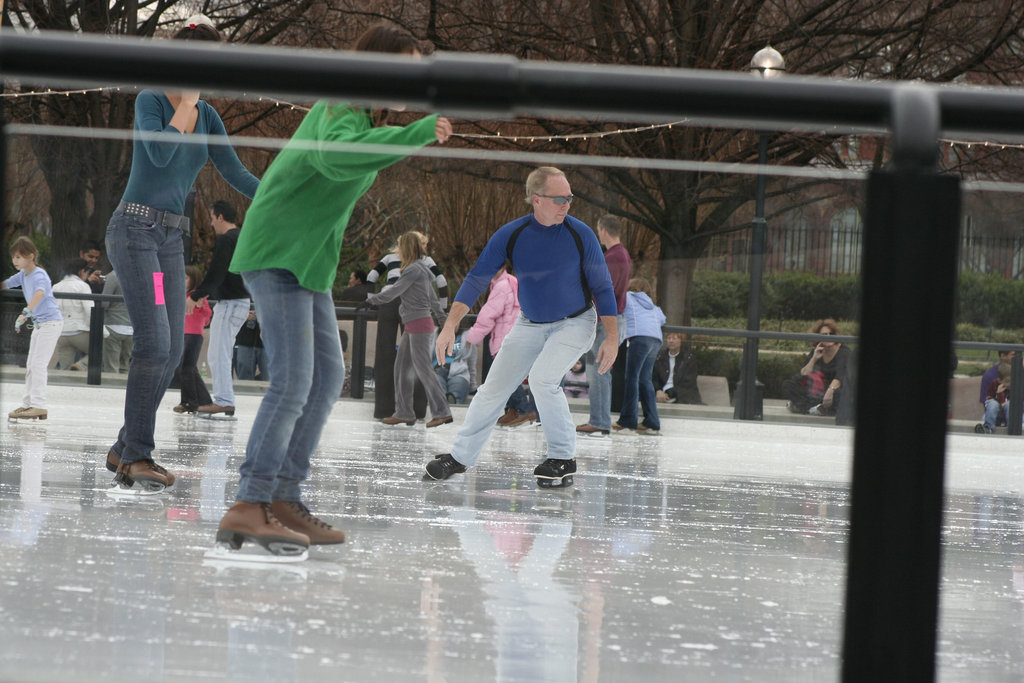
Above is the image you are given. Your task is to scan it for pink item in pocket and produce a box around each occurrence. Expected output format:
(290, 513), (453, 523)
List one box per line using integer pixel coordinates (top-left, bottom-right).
(153, 272), (165, 305)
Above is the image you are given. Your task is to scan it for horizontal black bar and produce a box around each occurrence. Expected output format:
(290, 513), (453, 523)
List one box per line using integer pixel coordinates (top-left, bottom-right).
(4, 293), (1021, 353)
(4, 31), (1024, 137)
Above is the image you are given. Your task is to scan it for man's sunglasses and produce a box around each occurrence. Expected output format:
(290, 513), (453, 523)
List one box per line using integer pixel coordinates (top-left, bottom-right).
(535, 194), (574, 205)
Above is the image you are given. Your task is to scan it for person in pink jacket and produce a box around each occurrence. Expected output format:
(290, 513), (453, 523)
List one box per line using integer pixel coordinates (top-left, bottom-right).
(465, 265), (520, 366)
(465, 266), (536, 428)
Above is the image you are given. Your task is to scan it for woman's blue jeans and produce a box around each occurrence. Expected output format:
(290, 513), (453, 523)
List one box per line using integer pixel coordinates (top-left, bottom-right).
(617, 335), (661, 430)
(105, 210), (186, 463)
(235, 269), (345, 503)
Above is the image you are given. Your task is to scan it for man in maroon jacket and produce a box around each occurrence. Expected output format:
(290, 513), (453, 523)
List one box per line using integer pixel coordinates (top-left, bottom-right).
(577, 215), (631, 437)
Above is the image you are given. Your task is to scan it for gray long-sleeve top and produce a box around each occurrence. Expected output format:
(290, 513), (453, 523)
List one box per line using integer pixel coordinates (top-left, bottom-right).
(365, 257), (445, 326)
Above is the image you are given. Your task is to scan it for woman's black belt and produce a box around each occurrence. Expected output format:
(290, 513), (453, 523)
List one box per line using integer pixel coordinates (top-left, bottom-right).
(117, 200), (191, 234)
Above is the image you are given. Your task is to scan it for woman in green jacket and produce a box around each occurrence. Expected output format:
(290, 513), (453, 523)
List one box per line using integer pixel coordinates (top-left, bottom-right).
(215, 23), (452, 559)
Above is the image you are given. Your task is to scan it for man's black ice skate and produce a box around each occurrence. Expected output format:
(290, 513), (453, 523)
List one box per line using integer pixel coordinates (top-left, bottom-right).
(534, 458), (576, 488)
(424, 453), (466, 481)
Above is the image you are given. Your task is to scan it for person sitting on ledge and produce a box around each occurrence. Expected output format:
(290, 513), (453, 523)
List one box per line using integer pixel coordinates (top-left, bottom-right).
(782, 318), (850, 416)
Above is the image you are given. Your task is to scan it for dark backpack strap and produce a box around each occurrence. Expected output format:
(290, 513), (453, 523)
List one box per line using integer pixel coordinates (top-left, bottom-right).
(507, 220), (593, 318)
(505, 221), (530, 273)
(563, 223), (592, 307)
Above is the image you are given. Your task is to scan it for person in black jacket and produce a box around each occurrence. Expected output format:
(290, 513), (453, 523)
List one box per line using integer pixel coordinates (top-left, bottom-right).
(781, 318), (851, 416)
(338, 269), (375, 304)
(187, 199), (250, 416)
(652, 332), (703, 405)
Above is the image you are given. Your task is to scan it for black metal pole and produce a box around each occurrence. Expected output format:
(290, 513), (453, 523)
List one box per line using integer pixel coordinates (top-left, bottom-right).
(1009, 352), (1023, 436)
(349, 312), (367, 400)
(842, 87), (958, 682)
(735, 132), (768, 420)
(86, 305), (104, 385)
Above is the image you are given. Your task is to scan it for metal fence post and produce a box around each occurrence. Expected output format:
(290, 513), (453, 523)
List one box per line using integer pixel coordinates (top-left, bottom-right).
(87, 305), (104, 385)
(842, 86), (959, 682)
(350, 312), (367, 400)
(734, 131), (769, 421)
(1009, 353), (1023, 436)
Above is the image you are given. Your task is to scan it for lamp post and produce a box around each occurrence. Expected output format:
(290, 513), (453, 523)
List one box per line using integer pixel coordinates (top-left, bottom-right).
(734, 45), (785, 420)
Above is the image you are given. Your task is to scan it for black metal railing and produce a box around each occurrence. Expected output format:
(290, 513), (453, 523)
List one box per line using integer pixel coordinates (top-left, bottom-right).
(7, 29), (1024, 681)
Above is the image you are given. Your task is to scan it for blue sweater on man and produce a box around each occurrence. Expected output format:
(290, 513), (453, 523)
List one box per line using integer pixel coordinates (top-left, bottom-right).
(455, 215), (617, 323)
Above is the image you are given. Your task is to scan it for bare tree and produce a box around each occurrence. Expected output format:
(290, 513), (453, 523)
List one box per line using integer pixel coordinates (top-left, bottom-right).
(1, 0), (321, 265)
(340, 0), (1024, 322)
(8, 0), (1024, 316)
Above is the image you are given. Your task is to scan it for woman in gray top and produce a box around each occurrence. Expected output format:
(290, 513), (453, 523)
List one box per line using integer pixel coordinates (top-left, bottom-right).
(365, 232), (453, 428)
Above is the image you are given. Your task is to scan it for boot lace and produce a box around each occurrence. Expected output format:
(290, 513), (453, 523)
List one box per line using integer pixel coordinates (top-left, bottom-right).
(289, 501), (333, 529)
(260, 502), (288, 528)
(141, 460), (169, 475)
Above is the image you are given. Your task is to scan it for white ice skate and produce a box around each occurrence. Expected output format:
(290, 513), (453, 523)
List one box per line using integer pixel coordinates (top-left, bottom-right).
(203, 542), (309, 565)
(105, 479), (170, 498)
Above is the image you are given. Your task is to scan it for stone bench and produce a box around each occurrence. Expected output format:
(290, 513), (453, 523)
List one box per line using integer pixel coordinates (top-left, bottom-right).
(697, 375), (731, 407)
(949, 375), (983, 421)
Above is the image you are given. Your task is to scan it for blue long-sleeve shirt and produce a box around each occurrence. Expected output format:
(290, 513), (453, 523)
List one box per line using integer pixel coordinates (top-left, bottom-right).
(120, 90), (259, 213)
(3, 267), (62, 323)
(455, 215), (616, 323)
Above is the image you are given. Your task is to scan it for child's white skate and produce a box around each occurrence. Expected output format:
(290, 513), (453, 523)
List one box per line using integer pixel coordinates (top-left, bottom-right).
(8, 407), (47, 421)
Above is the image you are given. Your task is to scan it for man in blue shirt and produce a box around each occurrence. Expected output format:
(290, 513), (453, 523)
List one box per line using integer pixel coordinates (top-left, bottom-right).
(426, 167), (618, 487)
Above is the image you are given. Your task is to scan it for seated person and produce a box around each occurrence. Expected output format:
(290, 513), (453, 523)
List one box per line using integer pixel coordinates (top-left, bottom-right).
(653, 332), (702, 404)
(434, 332), (476, 404)
(79, 239), (106, 294)
(563, 357), (588, 399)
(50, 258), (95, 370)
(980, 363), (1012, 434)
(782, 318), (851, 416)
(979, 350), (1015, 427)
(338, 269), (375, 304)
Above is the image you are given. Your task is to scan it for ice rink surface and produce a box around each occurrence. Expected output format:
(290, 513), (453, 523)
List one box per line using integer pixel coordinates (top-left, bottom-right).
(2, 381), (1023, 682)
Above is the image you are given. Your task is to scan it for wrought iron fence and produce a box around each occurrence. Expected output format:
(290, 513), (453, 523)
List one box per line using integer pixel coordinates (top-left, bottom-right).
(699, 224), (1024, 278)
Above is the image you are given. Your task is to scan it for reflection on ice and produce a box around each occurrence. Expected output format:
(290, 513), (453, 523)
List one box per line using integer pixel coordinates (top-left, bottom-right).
(0, 382), (1022, 681)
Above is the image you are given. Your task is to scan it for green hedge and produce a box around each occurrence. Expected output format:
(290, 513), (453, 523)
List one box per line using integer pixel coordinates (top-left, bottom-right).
(692, 269), (1024, 328)
(691, 271), (860, 321)
(955, 271), (1024, 328)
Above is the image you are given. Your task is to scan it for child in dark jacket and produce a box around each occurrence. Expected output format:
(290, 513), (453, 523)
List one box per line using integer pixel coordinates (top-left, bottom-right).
(174, 266), (213, 413)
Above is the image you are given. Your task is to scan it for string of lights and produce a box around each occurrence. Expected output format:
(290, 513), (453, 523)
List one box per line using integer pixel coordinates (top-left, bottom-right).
(0, 85), (129, 98)
(5, 86), (1024, 150)
(242, 95), (691, 141)
(451, 120), (689, 142)
(940, 139), (1024, 151)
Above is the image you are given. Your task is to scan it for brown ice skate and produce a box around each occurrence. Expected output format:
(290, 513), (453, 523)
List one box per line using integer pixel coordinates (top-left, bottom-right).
(270, 501), (346, 545)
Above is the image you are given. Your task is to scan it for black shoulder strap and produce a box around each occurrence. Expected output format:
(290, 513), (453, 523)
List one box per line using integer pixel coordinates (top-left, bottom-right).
(506, 220), (592, 309)
(564, 223), (593, 306)
(504, 217), (533, 271)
